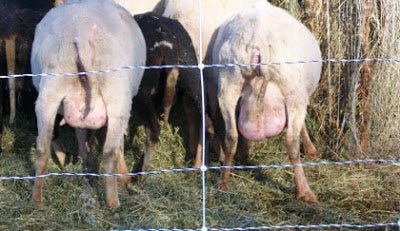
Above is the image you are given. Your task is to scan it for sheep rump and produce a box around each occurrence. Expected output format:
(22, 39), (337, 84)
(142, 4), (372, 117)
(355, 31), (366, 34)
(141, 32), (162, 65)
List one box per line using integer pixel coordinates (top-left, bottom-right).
(31, 0), (146, 209)
(213, 1), (321, 203)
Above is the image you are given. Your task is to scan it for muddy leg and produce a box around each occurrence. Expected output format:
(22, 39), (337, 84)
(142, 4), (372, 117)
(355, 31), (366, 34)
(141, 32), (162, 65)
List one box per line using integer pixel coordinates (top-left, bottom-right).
(101, 117), (127, 209)
(217, 71), (242, 190)
(32, 94), (62, 206)
(286, 106), (317, 203)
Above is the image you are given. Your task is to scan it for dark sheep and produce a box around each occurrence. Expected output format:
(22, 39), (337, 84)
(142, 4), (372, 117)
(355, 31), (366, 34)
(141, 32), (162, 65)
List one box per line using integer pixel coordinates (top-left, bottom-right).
(0, 0), (55, 152)
(132, 12), (222, 173)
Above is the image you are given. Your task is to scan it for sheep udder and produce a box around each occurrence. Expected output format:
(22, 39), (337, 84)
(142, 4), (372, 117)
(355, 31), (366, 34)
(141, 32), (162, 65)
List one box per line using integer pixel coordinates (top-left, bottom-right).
(238, 81), (286, 141)
(62, 81), (107, 130)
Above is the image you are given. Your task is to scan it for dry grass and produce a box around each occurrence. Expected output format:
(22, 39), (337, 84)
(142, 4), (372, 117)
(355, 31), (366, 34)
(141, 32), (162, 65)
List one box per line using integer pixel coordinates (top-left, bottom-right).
(0, 0), (399, 230)
(370, 1), (400, 154)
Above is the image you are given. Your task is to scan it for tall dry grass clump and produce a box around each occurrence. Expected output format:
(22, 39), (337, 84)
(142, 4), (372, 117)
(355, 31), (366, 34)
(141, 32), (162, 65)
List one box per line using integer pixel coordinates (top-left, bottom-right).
(370, 0), (400, 155)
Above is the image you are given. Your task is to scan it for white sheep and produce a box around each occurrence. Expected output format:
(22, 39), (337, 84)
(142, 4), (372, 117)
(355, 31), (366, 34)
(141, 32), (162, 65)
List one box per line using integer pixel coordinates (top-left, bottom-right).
(160, 0), (317, 168)
(212, 1), (321, 203)
(31, 0), (146, 208)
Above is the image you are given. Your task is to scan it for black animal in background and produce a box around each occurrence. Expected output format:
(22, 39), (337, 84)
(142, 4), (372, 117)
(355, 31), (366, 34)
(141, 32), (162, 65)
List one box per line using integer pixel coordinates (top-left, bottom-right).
(0, 0), (55, 152)
(132, 12), (222, 174)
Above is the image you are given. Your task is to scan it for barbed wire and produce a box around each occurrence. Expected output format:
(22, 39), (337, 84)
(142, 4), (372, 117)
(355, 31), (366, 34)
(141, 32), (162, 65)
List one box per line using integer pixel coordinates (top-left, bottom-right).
(1, 57), (400, 79)
(1, 158), (398, 181)
(112, 221), (398, 231)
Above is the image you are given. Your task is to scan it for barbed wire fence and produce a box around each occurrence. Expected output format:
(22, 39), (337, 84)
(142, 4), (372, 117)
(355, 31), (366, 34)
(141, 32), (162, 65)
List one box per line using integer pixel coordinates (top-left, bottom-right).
(1, 0), (400, 230)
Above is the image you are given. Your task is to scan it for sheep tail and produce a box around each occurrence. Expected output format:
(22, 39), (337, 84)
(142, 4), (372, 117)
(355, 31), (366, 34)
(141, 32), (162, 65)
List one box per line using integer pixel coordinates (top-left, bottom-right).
(73, 40), (92, 119)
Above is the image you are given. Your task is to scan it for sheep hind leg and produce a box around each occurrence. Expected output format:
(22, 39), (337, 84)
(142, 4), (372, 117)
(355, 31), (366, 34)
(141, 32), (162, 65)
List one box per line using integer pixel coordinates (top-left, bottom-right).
(301, 124), (317, 159)
(5, 35), (16, 124)
(183, 95), (202, 168)
(205, 115), (224, 164)
(286, 105), (317, 203)
(130, 125), (157, 183)
(101, 117), (128, 209)
(163, 68), (179, 126)
(116, 145), (130, 185)
(141, 103), (160, 174)
(102, 143), (120, 208)
(33, 95), (62, 206)
(131, 95), (160, 181)
(218, 124), (239, 190)
(77, 129), (130, 186)
(217, 74), (242, 190)
(237, 135), (252, 164)
(141, 125), (157, 173)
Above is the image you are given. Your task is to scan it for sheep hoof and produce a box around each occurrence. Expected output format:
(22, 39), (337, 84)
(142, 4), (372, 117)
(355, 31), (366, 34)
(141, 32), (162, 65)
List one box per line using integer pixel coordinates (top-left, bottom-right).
(297, 191), (318, 204)
(106, 198), (120, 209)
(217, 181), (230, 191)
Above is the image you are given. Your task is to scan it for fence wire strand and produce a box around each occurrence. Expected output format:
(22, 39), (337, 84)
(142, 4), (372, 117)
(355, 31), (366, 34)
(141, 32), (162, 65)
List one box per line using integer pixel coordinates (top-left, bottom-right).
(1, 57), (400, 79)
(112, 222), (398, 231)
(1, 158), (398, 181)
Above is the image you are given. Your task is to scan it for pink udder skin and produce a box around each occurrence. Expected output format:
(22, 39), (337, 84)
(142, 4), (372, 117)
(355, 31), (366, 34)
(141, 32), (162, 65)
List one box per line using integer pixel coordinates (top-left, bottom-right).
(62, 87), (107, 130)
(238, 82), (286, 141)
